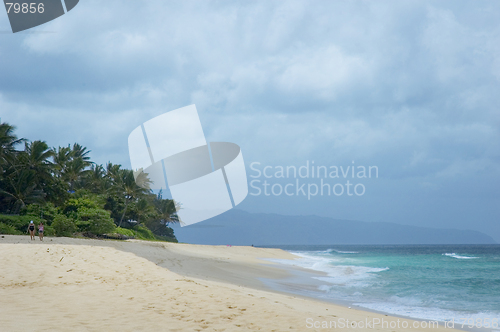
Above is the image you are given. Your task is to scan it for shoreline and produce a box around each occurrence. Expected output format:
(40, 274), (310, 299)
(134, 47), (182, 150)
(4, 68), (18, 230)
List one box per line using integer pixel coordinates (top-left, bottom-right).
(0, 235), (470, 331)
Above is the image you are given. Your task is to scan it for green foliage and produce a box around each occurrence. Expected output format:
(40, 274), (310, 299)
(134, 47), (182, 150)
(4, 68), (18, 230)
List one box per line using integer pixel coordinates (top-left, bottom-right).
(114, 227), (135, 237)
(114, 225), (171, 241)
(0, 168), (45, 214)
(133, 197), (156, 223)
(113, 225), (177, 242)
(52, 143), (92, 191)
(108, 168), (150, 227)
(73, 190), (107, 207)
(154, 234), (178, 243)
(0, 214), (42, 233)
(52, 214), (77, 237)
(22, 202), (59, 225)
(0, 222), (21, 235)
(0, 121), (177, 243)
(0, 122), (25, 168)
(156, 226), (177, 242)
(63, 197), (101, 219)
(76, 207), (115, 235)
(42, 225), (55, 236)
(132, 225), (156, 240)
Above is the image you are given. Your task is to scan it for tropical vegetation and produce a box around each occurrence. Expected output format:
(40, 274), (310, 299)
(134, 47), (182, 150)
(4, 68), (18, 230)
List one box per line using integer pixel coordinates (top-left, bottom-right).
(0, 121), (178, 242)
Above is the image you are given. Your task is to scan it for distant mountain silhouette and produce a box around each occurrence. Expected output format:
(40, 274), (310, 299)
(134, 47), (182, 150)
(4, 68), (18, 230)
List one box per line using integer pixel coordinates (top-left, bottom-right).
(171, 209), (497, 245)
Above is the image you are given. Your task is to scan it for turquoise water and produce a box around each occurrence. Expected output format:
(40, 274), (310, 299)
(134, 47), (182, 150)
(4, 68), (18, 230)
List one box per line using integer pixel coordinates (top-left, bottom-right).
(266, 245), (500, 322)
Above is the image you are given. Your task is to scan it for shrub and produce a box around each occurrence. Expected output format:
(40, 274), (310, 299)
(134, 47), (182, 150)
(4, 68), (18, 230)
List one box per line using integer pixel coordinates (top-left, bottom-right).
(113, 225), (176, 242)
(63, 198), (101, 220)
(22, 203), (59, 225)
(43, 225), (55, 237)
(0, 214), (42, 233)
(0, 222), (21, 235)
(52, 215), (77, 237)
(132, 225), (156, 240)
(114, 227), (135, 237)
(77, 207), (115, 235)
(114, 226), (156, 240)
(73, 190), (107, 208)
(154, 233), (178, 243)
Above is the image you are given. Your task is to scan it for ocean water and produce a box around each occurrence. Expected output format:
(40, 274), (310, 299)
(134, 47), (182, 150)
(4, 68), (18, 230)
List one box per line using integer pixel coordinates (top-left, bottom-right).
(264, 245), (500, 323)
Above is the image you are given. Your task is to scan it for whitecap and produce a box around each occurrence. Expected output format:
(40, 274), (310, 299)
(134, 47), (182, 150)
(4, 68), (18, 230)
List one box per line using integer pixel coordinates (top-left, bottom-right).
(443, 253), (478, 259)
(332, 249), (359, 254)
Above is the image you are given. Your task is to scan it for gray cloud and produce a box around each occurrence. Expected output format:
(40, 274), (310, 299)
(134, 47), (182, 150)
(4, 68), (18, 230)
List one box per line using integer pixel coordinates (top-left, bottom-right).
(1, 0), (499, 239)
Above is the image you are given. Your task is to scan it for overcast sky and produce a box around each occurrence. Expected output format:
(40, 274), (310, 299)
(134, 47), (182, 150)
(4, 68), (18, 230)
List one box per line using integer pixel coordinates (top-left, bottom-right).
(1, 0), (499, 240)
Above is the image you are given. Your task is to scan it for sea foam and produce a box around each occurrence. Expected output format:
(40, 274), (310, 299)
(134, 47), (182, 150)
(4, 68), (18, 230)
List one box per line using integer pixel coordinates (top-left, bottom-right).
(443, 253), (478, 259)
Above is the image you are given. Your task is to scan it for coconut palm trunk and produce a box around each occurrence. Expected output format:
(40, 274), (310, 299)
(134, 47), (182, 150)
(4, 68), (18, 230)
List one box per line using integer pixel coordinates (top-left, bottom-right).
(118, 197), (129, 228)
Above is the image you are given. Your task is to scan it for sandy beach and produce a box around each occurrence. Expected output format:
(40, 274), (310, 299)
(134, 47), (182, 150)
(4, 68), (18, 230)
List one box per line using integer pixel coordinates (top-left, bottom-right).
(0, 235), (464, 332)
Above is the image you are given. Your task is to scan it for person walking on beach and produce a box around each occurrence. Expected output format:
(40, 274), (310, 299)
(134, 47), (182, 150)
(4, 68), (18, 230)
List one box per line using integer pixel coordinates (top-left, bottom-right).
(28, 221), (35, 240)
(38, 222), (44, 241)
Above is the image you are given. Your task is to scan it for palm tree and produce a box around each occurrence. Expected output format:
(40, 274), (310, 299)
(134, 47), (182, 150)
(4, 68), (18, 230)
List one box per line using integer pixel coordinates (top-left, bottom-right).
(64, 158), (90, 191)
(109, 167), (150, 227)
(71, 143), (91, 163)
(52, 144), (92, 191)
(106, 162), (121, 180)
(144, 194), (180, 236)
(16, 141), (55, 189)
(82, 164), (109, 193)
(52, 146), (71, 178)
(0, 122), (25, 170)
(134, 197), (155, 224)
(0, 168), (44, 213)
(154, 194), (180, 225)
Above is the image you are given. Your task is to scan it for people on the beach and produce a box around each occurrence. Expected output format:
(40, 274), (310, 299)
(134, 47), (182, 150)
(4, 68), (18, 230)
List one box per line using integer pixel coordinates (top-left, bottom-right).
(28, 221), (35, 240)
(38, 222), (44, 241)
